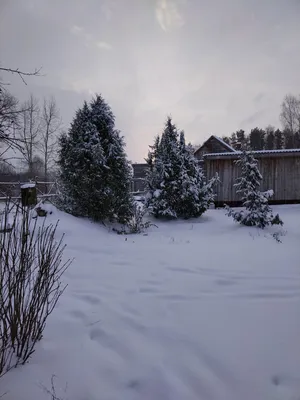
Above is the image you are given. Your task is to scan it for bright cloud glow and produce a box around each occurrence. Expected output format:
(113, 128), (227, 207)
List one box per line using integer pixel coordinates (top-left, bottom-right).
(155, 0), (185, 31)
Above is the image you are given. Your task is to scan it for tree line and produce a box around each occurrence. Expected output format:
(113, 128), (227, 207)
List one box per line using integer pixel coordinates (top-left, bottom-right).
(0, 72), (61, 181)
(57, 92), (281, 231)
(221, 94), (300, 151)
(56, 94), (218, 225)
(0, 63), (284, 229)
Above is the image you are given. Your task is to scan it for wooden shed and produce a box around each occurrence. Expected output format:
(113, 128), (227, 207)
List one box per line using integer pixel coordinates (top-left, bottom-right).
(194, 135), (236, 160)
(131, 163), (148, 193)
(204, 149), (300, 206)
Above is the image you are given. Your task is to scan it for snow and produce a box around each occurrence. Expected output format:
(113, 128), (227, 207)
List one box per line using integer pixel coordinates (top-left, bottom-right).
(153, 189), (162, 198)
(34, 201), (56, 214)
(205, 148), (300, 158)
(21, 183), (36, 189)
(1, 205), (300, 400)
(133, 195), (145, 202)
(0, 216), (12, 231)
(194, 136), (237, 154)
(263, 189), (274, 199)
(211, 135), (237, 152)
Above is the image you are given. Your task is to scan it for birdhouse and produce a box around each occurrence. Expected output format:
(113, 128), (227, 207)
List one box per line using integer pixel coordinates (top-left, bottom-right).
(21, 182), (37, 207)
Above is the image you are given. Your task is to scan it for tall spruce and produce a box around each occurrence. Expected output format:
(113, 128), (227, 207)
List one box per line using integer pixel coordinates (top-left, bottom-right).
(177, 131), (217, 218)
(145, 117), (217, 219)
(226, 151), (282, 228)
(249, 127), (265, 150)
(145, 117), (181, 218)
(57, 94), (133, 222)
(274, 129), (284, 149)
(265, 125), (275, 150)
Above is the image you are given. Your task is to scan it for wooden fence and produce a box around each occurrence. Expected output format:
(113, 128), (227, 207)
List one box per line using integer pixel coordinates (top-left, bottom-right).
(0, 179), (147, 202)
(0, 181), (58, 202)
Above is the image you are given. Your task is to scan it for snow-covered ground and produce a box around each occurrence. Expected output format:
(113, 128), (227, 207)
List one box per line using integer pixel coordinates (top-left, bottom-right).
(1, 205), (300, 400)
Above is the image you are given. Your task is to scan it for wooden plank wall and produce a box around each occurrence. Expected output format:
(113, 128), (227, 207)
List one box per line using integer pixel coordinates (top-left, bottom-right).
(205, 155), (300, 204)
(194, 137), (233, 160)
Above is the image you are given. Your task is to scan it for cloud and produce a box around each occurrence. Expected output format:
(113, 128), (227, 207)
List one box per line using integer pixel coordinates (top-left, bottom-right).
(240, 109), (266, 126)
(70, 25), (84, 35)
(70, 25), (112, 50)
(96, 41), (112, 50)
(253, 93), (265, 104)
(100, 0), (116, 21)
(155, 0), (185, 32)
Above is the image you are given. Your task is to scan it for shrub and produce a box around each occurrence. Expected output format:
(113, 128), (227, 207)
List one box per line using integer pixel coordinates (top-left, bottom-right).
(0, 202), (71, 376)
(113, 203), (157, 234)
(226, 151), (283, 228)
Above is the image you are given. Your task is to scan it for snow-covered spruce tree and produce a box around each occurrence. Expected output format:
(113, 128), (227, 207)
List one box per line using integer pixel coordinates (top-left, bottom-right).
(89, 95), (133, 223)
(176, 131), (218, 219)
(57, 94), (133, 223)
(145, 117), (182, 218)
(226, 150), (283, 228)
(145, 117), (217, 219)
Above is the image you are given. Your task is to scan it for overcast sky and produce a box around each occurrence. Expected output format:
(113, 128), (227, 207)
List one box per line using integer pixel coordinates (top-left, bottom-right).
(1, 0), (300, 161)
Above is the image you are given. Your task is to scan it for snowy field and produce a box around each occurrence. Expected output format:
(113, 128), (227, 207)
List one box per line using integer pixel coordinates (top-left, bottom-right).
(1, 205), (300, 400)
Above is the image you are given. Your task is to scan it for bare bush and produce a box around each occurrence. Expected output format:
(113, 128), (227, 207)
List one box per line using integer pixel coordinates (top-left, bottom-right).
(113, 203), (157, 234)
(0, 202), (71, 376)
(40, 375), (68, 400)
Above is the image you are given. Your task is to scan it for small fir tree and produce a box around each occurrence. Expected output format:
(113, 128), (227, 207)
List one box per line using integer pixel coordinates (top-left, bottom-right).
(145, 117), (217, 219)
(57, 94), (133, 223)
(226, 151), (283, 228)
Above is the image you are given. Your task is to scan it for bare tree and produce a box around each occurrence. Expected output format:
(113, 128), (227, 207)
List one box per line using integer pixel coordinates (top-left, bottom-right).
(0, 66), (42, 87)
(19, 95), (41, 177)
(0, 65), (42, 168)
(280, 94), (300, 134)
(31, 155), (45, 178)
(0, 88), (25, 166)
(40, 97), (62, 181)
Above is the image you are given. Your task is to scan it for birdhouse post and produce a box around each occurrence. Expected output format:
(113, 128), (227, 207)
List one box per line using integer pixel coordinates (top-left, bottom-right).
(21, 182), (37, 207)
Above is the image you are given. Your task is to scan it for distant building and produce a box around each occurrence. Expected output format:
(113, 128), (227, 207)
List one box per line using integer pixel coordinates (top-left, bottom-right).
(130, 137), (300, 205)
(131, 163), (148, 193)
(194, 135), (236, 160)
(130, 136), (236, 192)
(204, 149), (300, 206)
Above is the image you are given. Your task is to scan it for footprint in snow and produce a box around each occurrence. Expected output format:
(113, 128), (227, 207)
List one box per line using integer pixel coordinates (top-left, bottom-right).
(68, 309), (87, 322)
(77, 294), (101, 305)
(89, 327), (131, 358)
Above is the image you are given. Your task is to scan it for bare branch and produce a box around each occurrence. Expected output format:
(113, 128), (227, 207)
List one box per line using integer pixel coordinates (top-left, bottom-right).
(0, 67), (42, 86)
(0, 88), (26, 161)
(0, 206), (71, 376)
(17, 94), (42, 176)
(40, 97), (62, 181)
(280, 94), (300, 133)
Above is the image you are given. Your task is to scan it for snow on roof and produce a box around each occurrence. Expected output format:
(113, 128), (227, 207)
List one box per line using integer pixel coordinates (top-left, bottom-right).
(204, 148), (300, 158)
(211, 135), (237, 152)
(21, 183), (36, 189)
(194, 135), (237, 154)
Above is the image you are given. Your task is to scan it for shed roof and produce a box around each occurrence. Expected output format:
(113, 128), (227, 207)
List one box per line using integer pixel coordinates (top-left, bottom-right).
(211, 135), (237, 152)
(204, 148), (300, 159)
(195, 135), (236, 154)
